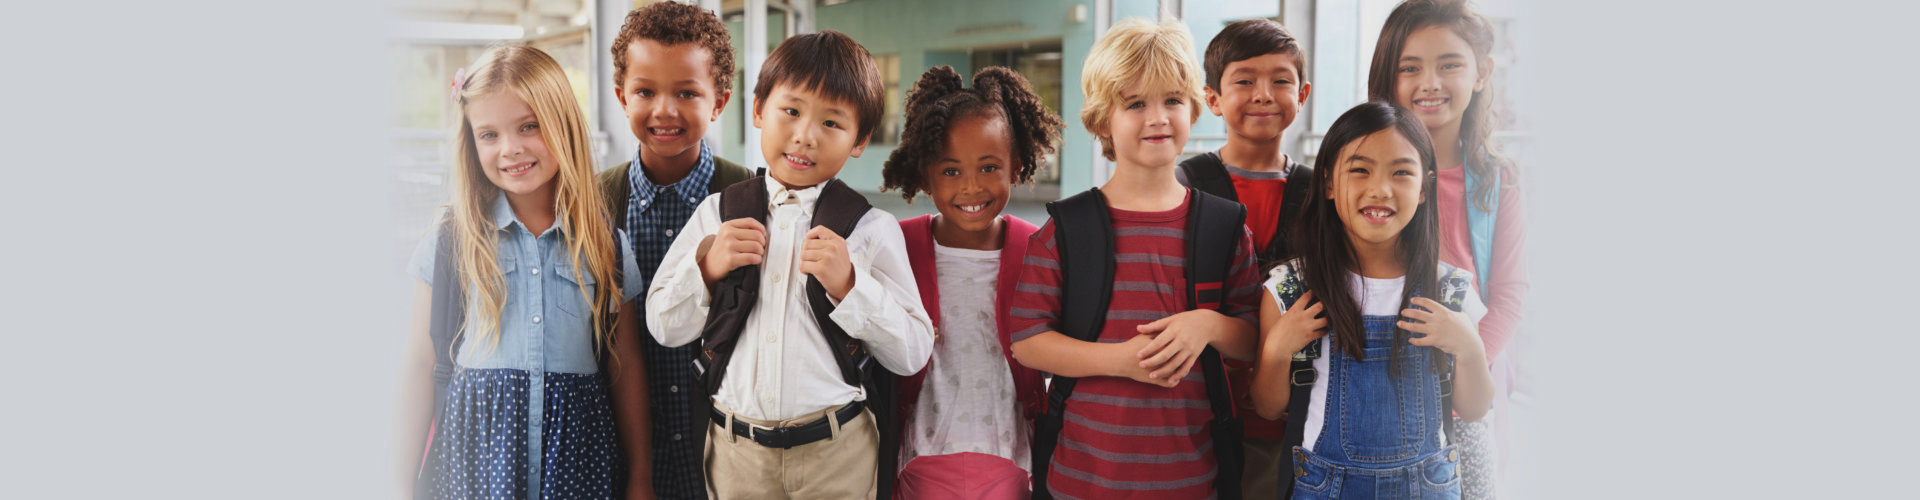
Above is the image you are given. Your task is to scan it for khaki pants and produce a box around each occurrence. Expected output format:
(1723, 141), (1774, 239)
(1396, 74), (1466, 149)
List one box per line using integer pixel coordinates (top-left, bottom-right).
(705, 403), (878, 500)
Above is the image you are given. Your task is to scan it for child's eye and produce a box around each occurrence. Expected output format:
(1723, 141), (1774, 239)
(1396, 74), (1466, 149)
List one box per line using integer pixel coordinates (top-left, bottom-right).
(1394, 168), (1417, 176)
(1348, 167), (1369, 175)
(1275, 79), (1292, 86)
(941, 167), (960, 177)
(478, 131), (497, 141)
(636, 89), (654, 97)
(1126, 101), (1145, 110)
(521, 123), (539, 133)
(1441, 62), (1464, 71)
(783, 108), (799, 117)
(1164, 98), (1184, 105)
(1399, 66), (1418, 74)
(823, 120), (840, 129)
(981, 165), (1000, 173)
(677, 90), (697, 99)
(1234, 79), (1253, 86)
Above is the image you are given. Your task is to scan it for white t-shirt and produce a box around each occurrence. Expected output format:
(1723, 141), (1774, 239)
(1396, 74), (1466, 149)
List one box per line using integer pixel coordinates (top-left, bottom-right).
(899, 243), (1031, 472)
(1263, 264), (1487, 453)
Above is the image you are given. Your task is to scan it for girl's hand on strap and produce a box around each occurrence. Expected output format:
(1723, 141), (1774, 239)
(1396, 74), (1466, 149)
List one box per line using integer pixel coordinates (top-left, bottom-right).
(1399, 297), (1486, 360)
(1266, 290), (1328, 354)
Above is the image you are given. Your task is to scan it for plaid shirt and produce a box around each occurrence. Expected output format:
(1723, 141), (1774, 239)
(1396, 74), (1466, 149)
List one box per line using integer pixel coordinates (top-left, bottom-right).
(628, 143), (714, 499)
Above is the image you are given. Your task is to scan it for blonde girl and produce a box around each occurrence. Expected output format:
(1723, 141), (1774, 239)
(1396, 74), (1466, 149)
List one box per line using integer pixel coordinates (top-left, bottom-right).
(401, 45), (652, 500)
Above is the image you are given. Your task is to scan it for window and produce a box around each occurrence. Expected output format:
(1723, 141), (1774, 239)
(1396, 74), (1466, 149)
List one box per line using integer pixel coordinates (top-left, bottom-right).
(873, 53), (902, 145)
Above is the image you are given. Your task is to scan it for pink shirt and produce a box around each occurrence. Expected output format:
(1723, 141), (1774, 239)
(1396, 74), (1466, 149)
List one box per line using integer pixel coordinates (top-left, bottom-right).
(1435, 165), (1529, 361)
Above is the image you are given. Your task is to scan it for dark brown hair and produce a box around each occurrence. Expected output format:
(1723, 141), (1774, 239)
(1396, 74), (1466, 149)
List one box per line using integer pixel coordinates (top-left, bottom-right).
(1291, 101), (1441, 375)
(1203, 18), (1307, 91)
(753, 30), (886, 143)
(611, 2), (735, 93)
(880, 66), (1064, 202)
(1367, 0), (1510, 211)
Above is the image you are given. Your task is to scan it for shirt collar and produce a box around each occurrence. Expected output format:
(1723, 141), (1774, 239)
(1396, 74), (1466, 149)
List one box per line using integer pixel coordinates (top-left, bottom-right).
(630, 141), (716, 209)
(764, 176), (824, 218)
(489, 191), (521, 230)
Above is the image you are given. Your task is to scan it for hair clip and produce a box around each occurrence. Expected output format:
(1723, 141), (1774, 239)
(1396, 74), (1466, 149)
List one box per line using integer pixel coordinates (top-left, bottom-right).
(449, 67), (469, 102)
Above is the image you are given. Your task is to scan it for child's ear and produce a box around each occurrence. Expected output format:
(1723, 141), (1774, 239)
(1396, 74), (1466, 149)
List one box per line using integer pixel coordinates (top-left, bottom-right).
(710, 90), (732, 122)
(1475, 57), (1495, 93)
(1298, 81), (1312, 104)
(1204, 86), (1225, 117)
(750, 96), (764, 129)
(849, 133), (871, 158)
(615, 85), (628, 108)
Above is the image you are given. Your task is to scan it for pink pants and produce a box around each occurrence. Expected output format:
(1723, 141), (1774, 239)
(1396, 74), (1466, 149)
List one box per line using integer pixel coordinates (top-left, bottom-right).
(893, 452), (1029, 500)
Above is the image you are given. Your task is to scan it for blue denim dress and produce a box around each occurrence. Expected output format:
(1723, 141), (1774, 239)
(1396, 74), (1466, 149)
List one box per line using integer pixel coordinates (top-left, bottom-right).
(410, 194), (644, 500)
(1274, 264), (1473, 500)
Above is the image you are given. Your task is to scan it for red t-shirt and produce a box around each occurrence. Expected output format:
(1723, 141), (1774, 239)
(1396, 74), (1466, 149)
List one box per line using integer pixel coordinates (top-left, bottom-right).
(1009, 195), (1262, 499)
(1231, 175), (1287, 255)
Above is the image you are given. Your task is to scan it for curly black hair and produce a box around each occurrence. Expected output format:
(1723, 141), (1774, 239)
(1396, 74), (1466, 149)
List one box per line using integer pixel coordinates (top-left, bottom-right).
(880, 66), (1064, 202)
(612, 2), (735, 94)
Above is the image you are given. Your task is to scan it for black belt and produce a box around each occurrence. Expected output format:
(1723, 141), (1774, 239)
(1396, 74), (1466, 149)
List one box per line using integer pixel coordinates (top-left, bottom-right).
(710, 400), (865, 449)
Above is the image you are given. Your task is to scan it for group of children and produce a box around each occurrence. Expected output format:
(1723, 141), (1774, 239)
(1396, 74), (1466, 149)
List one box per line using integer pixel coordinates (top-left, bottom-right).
(400, 0), (1526, 499)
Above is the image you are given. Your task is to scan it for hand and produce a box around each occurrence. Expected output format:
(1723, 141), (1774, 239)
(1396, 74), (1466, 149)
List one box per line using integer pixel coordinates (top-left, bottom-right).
(1112, 334), (1181, 388)
(1266, 290), (1328, 353)
(1134, 310), (1231, 383)
(799, 226), (854, 301)
(1399, 297), (1484, 359)
(699, 218), (768, 284)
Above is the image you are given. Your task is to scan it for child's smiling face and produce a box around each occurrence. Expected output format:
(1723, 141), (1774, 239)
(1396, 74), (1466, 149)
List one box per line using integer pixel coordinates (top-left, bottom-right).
(925, 113), (1015, 241)
(1392, 25), (1489, 143)
(753, 83), (869, 189)
(618, 39), (727, 166)
(467, 91), (560, 198)
(1105, 81), (1192, 169)
(1207, 52), (1309, 144)
(1328, 128), (1426, 252)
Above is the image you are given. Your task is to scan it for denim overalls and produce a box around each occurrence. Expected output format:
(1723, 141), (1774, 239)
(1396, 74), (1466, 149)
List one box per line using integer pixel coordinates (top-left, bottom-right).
(1275, 264), (1473, 500)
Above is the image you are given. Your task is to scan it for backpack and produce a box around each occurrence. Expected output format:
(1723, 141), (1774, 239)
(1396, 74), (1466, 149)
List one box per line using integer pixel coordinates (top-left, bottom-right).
(1269, 263), (1467, 499)
(418, 213), (626, 498)
(1178, 153), (1313, 271)
(1029, 187), (1247, 500)
(689, 172), (903, 500)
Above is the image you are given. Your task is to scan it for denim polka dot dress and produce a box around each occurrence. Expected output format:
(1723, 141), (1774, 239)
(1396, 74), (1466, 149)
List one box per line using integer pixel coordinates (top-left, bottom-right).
(410, 194), (647, 500)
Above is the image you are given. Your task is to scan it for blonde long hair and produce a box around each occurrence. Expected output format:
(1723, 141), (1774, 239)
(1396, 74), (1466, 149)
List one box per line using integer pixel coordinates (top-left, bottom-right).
(448, 45), (621, 363)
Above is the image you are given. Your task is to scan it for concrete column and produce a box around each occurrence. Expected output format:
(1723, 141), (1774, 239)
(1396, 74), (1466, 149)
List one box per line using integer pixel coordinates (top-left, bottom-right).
(744, 0), (767, 171)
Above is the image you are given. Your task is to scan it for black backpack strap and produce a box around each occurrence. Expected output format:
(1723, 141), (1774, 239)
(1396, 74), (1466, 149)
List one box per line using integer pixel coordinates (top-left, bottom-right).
(426, 216), (465, 419)
(1030, 188), (1115, 500)
(1188, 189), (1248, 500)
(1178, 152), (1240, 203)
(419, 215), (463, 497)
(696, 172), (770, 394)
(1262, 161), (1315, 270)
(1269, 263), (1317, 500)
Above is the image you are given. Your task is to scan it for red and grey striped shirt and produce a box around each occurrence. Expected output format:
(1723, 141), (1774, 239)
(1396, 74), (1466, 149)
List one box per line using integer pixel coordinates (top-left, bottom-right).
(1010, 195), (1261, 499)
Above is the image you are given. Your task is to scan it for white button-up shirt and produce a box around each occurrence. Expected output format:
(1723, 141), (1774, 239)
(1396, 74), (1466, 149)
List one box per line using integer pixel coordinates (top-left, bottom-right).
(646, 179), (935, 421)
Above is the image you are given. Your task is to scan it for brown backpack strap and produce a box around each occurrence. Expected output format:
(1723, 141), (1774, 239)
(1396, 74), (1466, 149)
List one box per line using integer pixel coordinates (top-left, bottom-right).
(696, 174), (770, 394)
(804, 178), (874, 385)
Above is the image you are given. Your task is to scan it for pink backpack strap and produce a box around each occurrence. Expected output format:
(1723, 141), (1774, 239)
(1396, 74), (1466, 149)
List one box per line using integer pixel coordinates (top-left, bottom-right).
(996, 215), (1046, 421)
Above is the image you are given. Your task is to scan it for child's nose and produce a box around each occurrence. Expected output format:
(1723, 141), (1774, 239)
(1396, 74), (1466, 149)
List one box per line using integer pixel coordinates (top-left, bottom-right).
(1254, 83), (1275, 103)
(650, 98), (679, 118)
